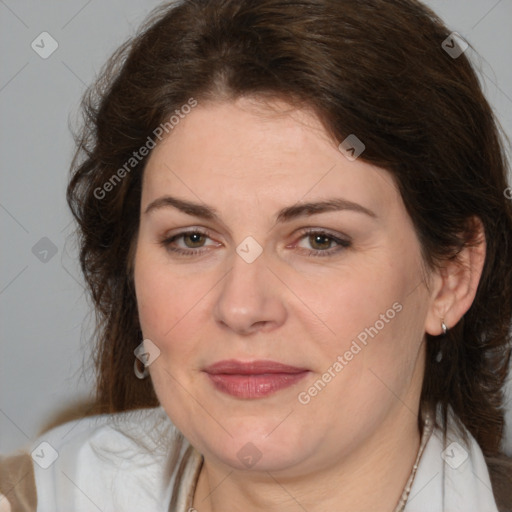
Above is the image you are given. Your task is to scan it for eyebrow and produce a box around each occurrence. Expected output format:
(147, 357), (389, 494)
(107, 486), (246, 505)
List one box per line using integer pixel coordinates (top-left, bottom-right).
(144, 195), (377, 223)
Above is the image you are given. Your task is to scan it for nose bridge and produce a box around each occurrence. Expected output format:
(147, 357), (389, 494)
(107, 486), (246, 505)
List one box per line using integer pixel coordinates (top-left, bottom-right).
(213, 242), (286, 333)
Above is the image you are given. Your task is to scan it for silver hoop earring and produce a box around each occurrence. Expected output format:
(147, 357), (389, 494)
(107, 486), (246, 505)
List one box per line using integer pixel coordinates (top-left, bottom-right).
(134, 357), (149, 379)
(441, 320), (448, 336)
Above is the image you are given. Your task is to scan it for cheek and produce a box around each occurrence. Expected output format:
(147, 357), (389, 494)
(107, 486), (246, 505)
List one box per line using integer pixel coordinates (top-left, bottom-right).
(302, 257), (426, 396)
(303, 263), (408, 350)
(134, 244), (179, 327)
(297, 297), (425, 438)
(134, 251), (213, 362)
(135, 262), (172, 338)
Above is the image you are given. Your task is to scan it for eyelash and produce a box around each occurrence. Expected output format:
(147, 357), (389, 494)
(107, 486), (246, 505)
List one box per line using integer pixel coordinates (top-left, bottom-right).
(159, 228), (352, 258)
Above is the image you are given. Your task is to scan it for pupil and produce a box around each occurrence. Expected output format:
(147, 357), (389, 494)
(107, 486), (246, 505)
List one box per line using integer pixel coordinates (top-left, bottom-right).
(187, 233), (203, 247)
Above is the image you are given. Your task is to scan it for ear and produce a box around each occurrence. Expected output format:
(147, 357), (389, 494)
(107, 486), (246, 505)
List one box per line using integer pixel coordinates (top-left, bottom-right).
(424, 216), (486, 336)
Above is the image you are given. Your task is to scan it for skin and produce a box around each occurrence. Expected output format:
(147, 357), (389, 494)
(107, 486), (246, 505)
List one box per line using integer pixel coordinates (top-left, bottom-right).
(133, 97), (486, 512)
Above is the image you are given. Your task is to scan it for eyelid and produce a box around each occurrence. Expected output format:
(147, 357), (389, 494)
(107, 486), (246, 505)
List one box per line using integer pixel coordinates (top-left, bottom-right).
(160, 225), (221, 242)
(160, 227), (218, 247)
(293, 226), (351, 242)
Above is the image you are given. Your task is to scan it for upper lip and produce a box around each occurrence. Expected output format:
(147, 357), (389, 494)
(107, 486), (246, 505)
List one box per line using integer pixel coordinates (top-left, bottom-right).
(203, 359), (308, 375)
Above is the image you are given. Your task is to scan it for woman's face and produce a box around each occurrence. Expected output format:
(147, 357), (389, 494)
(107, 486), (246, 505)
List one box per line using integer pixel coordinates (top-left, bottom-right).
(134, 97), (435, 474)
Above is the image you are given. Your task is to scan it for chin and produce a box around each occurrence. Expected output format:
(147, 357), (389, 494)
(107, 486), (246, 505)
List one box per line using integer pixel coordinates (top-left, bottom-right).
(199, 425), (313, 472)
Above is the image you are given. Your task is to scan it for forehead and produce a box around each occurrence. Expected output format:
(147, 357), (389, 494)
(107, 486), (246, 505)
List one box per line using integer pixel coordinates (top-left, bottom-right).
(142, 98), (396, 215)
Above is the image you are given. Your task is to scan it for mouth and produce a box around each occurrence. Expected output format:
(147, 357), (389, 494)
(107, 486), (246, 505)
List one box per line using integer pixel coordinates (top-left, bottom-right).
(202, 360), (310, 399)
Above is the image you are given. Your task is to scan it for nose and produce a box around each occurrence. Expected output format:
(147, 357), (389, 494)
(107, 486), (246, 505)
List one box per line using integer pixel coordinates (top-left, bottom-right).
(213, 248), (287, 335)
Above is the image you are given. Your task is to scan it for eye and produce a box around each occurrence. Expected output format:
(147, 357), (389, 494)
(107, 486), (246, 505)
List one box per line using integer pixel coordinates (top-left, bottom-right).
(159, 229), (218, 256)
(294, 229), (352, 257)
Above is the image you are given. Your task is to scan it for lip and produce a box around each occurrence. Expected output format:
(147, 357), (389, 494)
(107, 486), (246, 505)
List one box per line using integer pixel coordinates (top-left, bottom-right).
(203, 359), (309, 399)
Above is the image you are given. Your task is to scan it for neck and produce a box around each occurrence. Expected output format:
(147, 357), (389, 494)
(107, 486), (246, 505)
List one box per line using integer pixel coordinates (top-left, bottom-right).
(192, 407), (422, 512)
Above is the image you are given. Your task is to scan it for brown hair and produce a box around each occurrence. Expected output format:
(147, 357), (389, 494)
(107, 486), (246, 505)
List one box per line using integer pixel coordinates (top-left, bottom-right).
(67, 0), (512, 462)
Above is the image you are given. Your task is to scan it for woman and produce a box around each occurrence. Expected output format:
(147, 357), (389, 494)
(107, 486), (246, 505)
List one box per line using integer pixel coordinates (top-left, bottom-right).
(1, 0), (511, 510)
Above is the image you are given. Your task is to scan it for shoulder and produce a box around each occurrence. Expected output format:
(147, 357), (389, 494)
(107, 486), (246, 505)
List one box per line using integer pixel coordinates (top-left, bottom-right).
(31, 405), (179, 458)
(443, 405), (512, 511)
(1, 407), (190, 512)
(408, 406), (510, 512)
(444, 406), (512, 512)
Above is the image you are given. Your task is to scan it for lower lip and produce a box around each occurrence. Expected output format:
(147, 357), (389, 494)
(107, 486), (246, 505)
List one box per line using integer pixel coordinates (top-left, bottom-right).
(205, 372), (309, 399)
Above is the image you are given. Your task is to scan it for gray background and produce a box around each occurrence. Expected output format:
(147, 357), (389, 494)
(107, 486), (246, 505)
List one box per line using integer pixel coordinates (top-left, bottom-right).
(1, 0), (512, 455)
